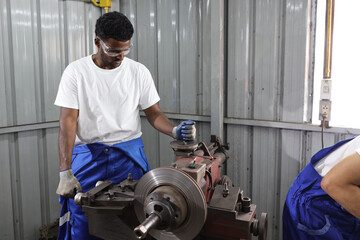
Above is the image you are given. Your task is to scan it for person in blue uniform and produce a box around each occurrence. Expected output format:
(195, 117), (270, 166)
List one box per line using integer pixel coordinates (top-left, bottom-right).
(283, 136), (360, 239)
(54, 11), (196, 240)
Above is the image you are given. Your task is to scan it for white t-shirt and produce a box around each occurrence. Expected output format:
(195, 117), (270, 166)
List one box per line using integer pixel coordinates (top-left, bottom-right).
(54, 56), (160, 145)
(315, 136), (360, 176)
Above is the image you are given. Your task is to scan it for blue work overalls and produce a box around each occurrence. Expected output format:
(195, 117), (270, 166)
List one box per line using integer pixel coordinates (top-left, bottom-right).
(283, 138), (360, 240)
(58, 137), (150, 240)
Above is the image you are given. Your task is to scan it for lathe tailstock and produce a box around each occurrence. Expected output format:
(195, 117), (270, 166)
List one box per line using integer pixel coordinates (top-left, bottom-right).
(75, 135), (268, 240)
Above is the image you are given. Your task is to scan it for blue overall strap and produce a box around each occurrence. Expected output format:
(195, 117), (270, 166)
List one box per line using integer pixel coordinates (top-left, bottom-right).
(111, 137), (151, 172)
(283, 137), (360, 240)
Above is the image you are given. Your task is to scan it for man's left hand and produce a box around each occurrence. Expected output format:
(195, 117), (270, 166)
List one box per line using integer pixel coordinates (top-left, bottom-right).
(172, 120), (196, 141)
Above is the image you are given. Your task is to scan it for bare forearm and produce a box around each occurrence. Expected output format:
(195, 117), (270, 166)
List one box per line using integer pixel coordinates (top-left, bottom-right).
(324, 183), (360, 218)
(58, 108), (78, 171)
(321, 152), (360, 219)
(58, 126), (76, 170)
(146, 110), (175, 137)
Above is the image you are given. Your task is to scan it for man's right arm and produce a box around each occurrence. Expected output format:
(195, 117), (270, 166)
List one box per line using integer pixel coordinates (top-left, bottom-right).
(321, 152), (360, 218)
(56, 107), (81, 197)
(58, 107), (78, 170)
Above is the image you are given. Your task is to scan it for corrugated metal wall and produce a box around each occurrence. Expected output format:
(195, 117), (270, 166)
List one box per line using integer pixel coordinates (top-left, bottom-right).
(1, 0), (360, 239)
(0, 1), (100, 239)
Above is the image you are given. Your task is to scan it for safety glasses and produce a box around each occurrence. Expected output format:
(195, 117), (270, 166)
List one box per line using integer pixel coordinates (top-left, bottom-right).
(98, 38), (133, 57)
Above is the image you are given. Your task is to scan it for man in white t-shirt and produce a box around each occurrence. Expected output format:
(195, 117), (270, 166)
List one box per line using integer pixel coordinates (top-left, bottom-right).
(54, 11), (196, 240)
(283, 137), (360, 239)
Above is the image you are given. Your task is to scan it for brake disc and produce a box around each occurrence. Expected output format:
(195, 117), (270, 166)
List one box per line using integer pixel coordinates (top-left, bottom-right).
(134, 167), (207, 240)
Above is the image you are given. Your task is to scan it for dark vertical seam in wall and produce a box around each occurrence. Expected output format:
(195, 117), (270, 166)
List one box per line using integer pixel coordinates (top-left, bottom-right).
(5, 0), (17, 126)
(38, 130), (49, 225)
(274, 129), (282, 240)
(274, 0), (287, 239)
(176, 0), (180, 114)
(197, 0), (203, 141)
(31, 0), (41, 122)
(307, 0), (317, 123)
(63, 1), (69, 67)
(136, 0), (139, 61)
(10, 133), (23, 240)
(34, 0), (45, 123)
(249, 0), (256, 198)
(58, 0), (65, 72)
(302, 131), (310, 170)
(196, 0), (201, 116)
(154, 0), (159, 89)
(154, 0), (160, 167)
(223, 0), (228, 175)
(84, 3), (89, 56)
(4, 1), (20, 237)
(34, 0), (49, 226)
(278, 1), (286, 123)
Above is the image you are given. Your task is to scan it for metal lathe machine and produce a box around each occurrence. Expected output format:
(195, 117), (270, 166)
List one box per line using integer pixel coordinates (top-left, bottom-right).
(74, 136), (268, 240)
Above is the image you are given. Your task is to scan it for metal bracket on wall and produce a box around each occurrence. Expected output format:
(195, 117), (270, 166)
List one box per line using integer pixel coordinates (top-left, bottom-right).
(59, 0), (112, 13)
(91, 0), (112, 13)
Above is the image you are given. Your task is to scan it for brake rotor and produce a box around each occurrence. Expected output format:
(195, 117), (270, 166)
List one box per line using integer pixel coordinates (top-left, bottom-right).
(134, 167), (207, 240)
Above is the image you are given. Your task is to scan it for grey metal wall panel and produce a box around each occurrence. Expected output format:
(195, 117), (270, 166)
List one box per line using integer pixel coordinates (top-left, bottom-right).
(39, 0), (62, 122)
(279, 130), (303, 238)
(159, 133), (176, 166)
(120, 0), (211, 114)
(196, 122), (211, 146)
(45, 128), (62, 222)
(85, 3), (102, 55)
(0, 135), (15, 240)
(199, 0), (211, 116)
(309, 132), (335, 159)
(141, 117), (160, 169)
(136, 0), (158, 86)
(0, 38), (8, 126)
(11, 0), (38, 125)
(119, 0), (138, 60)
(252, 128), (279, 239)
(179, 0), (199, 114)
(65, 2), (87, 62)
(0, 0), (13, 128)
(17, 131), (42, 240)
(282, 0), (311, 122)
(0, 0), (11, 127)
(227, 0), (252, 119)
(156, 0), (180, 113)
(253, 0), (280, 120)
(0, 0), (100, 239)
(226, 125), (252, 195)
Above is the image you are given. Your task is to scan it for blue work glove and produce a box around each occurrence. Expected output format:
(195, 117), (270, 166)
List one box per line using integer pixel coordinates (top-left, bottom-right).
(172, 120), (196, 141)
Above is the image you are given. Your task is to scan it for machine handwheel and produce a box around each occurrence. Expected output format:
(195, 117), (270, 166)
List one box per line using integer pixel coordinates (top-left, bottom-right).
(258, 212), (268, 240)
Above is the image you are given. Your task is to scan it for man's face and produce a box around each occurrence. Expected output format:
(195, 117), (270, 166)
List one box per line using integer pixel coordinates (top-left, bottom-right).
(96, 37), (132, 69)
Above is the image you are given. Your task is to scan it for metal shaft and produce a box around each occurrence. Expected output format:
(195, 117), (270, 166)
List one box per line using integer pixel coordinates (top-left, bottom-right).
(323, 0), (335, 79)
(133, 213), (160, 239)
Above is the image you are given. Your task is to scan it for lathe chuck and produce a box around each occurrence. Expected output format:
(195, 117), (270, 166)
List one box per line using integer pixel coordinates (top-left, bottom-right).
(134, 167), (207, 240)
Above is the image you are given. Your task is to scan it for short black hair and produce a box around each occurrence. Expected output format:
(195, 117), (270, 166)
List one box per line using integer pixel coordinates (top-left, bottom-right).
(95, 11), (134, 41)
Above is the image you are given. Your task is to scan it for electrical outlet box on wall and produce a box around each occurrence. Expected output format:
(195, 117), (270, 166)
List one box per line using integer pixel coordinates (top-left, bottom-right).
(319, 99), (331, 121)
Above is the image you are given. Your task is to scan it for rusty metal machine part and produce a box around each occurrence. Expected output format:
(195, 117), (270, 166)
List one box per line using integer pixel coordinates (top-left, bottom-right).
(170, 140), (198, 151)
(134, 167), (207, 240)
(75, 136), (267, 240)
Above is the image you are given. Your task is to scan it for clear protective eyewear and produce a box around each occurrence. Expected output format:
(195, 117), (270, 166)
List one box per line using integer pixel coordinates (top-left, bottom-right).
(98, 38), (133, 57)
